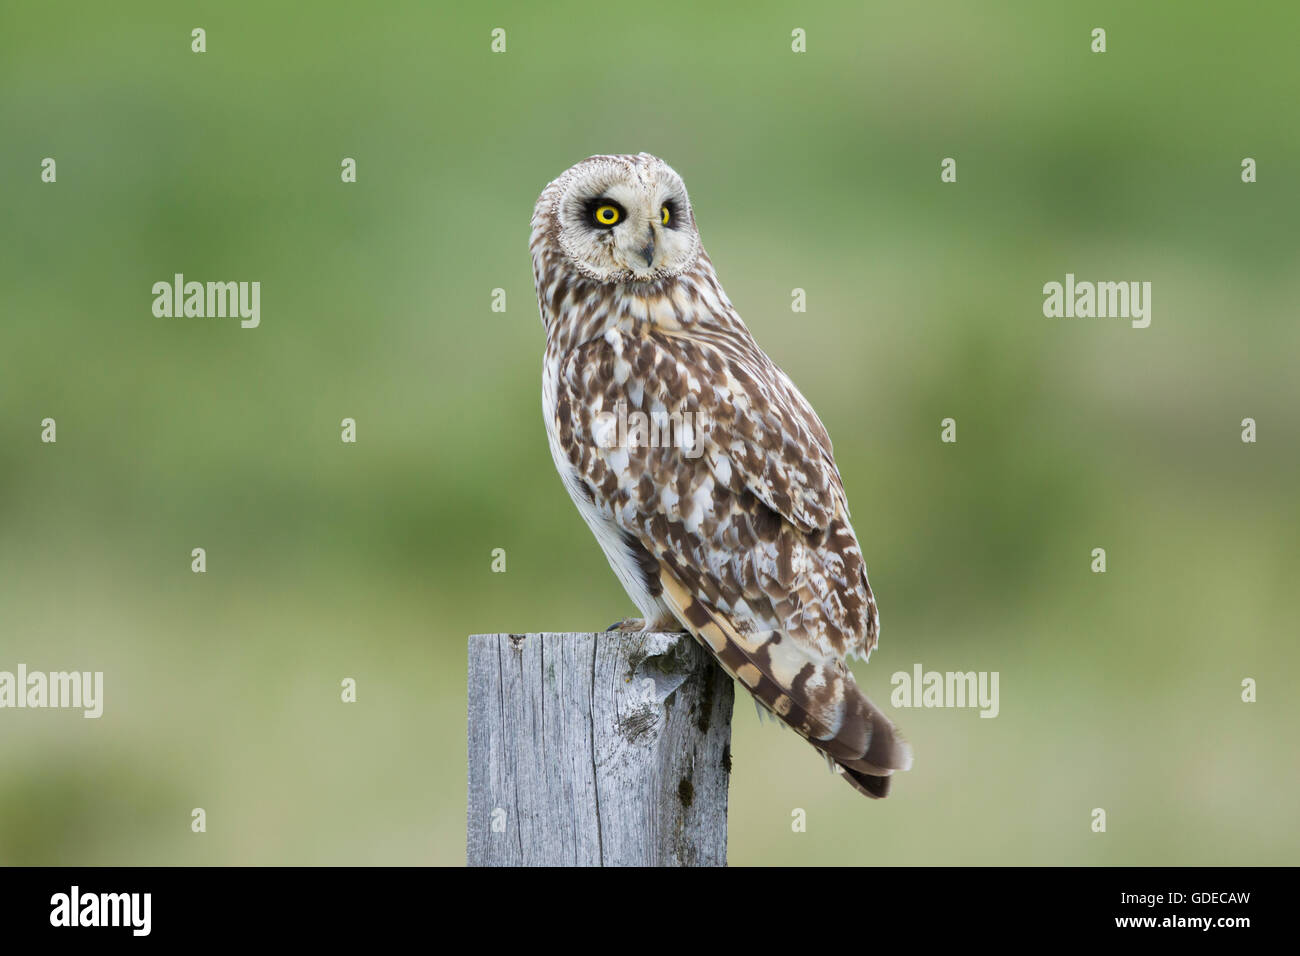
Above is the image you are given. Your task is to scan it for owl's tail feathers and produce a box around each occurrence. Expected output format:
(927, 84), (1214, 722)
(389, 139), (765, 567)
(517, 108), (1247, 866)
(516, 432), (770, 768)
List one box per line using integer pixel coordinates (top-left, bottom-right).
(837, 764), (892, 799)
(828, 692), (912, 799)
(656, 561), (912, 800)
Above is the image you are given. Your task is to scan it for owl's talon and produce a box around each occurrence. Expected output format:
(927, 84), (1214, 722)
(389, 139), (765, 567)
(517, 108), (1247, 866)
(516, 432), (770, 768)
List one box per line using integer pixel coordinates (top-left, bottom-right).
(605, 617), (645, 632)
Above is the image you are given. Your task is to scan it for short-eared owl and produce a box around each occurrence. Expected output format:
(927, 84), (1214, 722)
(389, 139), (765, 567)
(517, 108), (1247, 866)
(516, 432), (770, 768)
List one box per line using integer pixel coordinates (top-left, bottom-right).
(531, 153), (911, 798)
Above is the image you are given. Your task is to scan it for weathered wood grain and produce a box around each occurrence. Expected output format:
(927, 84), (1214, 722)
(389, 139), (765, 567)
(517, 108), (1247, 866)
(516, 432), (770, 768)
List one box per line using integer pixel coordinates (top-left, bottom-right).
(467, 631), (734, 866)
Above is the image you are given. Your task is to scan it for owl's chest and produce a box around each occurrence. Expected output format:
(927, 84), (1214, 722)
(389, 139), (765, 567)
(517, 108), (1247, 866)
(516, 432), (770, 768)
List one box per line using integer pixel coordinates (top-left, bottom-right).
(541, 348), (595, 514)
(542, 345), (671, 622)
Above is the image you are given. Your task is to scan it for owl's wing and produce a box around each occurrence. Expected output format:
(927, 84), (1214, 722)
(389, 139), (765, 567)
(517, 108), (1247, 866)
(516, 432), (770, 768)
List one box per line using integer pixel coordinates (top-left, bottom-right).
(554, 327), (911, 798)
(664, 324), (847, 535)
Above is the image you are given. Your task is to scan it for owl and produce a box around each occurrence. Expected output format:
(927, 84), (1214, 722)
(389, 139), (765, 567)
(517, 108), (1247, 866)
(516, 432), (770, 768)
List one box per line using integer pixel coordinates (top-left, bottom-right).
(531, 153), (911, 798)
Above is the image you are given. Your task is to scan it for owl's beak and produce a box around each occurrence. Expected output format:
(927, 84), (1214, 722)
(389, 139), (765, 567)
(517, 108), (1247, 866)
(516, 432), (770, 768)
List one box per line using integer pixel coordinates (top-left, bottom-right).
(637, 234), (655, 268)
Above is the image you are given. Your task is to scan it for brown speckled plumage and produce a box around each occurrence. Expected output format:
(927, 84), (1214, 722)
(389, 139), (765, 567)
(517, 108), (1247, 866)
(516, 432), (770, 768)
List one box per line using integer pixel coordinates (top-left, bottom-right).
(532, 153), (911, 798)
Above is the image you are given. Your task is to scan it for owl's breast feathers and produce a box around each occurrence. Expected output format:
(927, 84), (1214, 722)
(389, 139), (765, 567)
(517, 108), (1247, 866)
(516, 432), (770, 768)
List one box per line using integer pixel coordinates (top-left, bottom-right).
(549, 305), (912, 798)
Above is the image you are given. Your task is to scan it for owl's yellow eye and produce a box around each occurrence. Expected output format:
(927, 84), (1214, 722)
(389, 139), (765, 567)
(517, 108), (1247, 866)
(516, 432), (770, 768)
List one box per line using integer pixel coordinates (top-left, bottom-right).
(661, 205), (671, 225)
(594, 204), (621, 226)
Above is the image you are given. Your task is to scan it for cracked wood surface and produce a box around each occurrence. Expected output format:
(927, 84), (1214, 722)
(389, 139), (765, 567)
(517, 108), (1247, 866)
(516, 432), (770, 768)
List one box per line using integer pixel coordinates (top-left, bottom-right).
(467, 631), (734, 866)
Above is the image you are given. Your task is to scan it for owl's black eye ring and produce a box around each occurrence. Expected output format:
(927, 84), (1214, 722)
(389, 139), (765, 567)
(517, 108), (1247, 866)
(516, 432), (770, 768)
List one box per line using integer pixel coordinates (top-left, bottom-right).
(660, 200), (679, 228)
(587, 199), (625, 228)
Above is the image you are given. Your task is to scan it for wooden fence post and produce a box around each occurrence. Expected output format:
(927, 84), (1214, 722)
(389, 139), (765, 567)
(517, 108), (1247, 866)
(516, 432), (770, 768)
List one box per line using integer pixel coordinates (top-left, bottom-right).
(466, 631), (734, 866)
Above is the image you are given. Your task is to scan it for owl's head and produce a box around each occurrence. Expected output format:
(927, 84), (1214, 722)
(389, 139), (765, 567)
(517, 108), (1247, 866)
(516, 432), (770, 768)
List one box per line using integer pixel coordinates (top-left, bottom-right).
(533, 153), (701, 284)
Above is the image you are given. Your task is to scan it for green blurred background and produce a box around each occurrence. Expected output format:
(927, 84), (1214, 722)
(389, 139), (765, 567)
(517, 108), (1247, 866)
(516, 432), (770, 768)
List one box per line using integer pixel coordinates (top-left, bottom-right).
(2, 0), (1297, 865)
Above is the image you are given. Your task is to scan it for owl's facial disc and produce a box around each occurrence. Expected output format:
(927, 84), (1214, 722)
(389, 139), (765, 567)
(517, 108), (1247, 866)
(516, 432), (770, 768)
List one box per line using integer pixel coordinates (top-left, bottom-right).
(553, 156), (700, 283)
